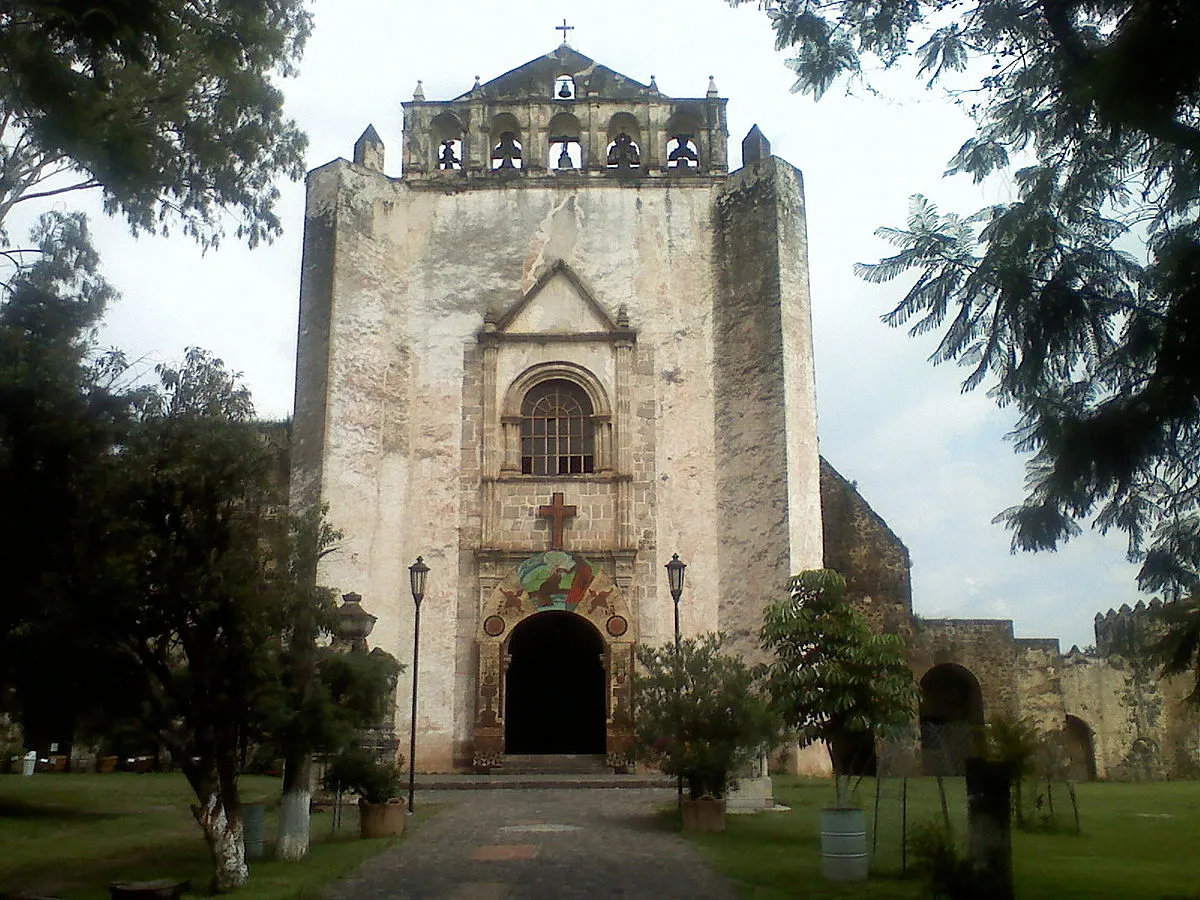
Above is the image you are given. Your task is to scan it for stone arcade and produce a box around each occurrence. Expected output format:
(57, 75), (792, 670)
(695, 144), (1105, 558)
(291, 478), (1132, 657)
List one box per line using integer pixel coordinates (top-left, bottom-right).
(292, 41), (1200, 778)
(291, 43), (822, 771)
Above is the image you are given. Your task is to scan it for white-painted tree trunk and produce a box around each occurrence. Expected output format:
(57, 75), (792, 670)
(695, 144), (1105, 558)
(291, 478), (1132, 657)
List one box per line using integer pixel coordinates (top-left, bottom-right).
(194, 790), (248, 892)
(276, 754), (312, 860)
(276, 786), (312, 860)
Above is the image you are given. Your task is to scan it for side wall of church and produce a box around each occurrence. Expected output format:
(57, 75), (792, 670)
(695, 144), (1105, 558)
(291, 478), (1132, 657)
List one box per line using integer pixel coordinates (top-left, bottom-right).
(295, 158), (784, 769)
(1061, 654), (1200, 780)
(910, 620), (1021, 722)
(1013, 639), (1068, 734)
(819, 458), (913, 635)
(712, 156), (823, 660)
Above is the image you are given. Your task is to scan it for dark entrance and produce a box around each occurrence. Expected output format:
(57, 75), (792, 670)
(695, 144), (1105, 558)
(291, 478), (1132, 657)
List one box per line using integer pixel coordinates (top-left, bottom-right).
(920, 663), (985, 775)
(505, 611), (606, 754)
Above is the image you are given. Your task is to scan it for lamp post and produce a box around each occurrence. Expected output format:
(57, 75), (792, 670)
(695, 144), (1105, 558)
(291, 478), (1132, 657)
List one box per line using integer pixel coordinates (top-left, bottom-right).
(665, 553), (686, 808)
(666, 553), (686, 652)
(407, 556), (429, 814)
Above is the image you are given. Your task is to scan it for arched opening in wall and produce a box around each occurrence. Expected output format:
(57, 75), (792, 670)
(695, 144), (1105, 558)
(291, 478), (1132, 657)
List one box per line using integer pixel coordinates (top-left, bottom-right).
(489, 113), (524, 170)
(665, 109), (702, 170)
(430, 112), (464, 170)
(554, 74), (576, 100)
(547, 112), (582, 171)
(504, 611), (606, 754)
(606, 112), (642, 172)
(919, 663), (984, 775)
(1063, 715), (1097, 781)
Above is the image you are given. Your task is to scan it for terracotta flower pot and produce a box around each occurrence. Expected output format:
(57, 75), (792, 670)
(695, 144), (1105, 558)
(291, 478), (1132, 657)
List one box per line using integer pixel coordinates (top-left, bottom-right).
(359, 798), (407, 838)
(681, 797), (727, 833)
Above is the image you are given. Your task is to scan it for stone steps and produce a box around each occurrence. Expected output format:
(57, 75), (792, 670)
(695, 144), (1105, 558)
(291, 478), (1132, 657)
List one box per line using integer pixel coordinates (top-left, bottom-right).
(499, 753), (610, 774)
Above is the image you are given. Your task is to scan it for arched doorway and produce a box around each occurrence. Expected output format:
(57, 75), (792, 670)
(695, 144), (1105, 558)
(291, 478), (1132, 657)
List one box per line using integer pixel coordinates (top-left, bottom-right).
(504, 611), (606, 754)
(920, 663), (985, 775)
(1063, 715), (1097, 781)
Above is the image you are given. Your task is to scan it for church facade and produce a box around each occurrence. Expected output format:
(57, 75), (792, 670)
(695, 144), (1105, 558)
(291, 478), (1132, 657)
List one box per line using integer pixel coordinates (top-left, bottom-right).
(291, 42), (1200, 779)
(291, 44), (823, 771)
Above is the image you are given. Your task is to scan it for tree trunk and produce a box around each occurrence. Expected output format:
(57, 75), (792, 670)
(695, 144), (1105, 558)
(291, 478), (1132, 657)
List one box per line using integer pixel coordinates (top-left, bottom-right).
(276, 754), (312, 860)
(192, 788), (248, 892)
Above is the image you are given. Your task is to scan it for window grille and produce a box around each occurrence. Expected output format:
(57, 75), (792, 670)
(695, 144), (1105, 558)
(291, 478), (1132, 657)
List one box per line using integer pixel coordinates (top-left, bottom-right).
(520, 380), (595, 475)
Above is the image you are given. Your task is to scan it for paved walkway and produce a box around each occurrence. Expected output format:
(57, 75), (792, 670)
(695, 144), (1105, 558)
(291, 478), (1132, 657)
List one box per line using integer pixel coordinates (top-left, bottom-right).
(323, 788), (739, 900)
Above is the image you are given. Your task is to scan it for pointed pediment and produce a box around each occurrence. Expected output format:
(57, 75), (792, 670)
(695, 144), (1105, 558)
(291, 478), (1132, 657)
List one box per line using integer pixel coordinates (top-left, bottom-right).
(455, 46), (657, 102)
(497, 262), (618, 336)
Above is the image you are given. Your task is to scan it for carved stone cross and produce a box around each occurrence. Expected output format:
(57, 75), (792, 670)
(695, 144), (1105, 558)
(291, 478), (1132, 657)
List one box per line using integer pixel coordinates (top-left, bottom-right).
(537, 492), (577, 550)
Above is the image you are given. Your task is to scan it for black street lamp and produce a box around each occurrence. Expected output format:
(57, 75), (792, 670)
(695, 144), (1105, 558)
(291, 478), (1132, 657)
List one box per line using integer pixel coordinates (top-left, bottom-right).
(666, 553), (686, 652)
(407, 556), (429, 814)
(665, 552), (686, 808)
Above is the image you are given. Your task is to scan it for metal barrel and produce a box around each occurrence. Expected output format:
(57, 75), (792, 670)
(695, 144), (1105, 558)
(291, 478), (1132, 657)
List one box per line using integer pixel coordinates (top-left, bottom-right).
(820, 807), (870, 881)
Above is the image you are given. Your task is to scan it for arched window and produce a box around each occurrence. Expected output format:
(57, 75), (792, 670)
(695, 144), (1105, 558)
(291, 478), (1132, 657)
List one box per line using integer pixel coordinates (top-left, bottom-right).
(521, 380), (595, 475)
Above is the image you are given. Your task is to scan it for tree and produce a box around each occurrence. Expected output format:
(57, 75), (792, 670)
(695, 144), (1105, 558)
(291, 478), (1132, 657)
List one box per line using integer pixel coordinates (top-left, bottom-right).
(263, 509), (401, 860)
(632, 634), (777, 799)
(88, 349), (278, 890)
(0, 0), (310, 248)
(738, 2), (1200, 606)
(0, 211), (132, 742)
(759, 569), (915, 805)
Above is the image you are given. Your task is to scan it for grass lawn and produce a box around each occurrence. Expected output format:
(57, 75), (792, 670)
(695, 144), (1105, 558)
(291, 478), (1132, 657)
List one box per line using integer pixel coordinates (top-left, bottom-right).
(681, 776), (1200, 899)
(0, 773), (424, 899)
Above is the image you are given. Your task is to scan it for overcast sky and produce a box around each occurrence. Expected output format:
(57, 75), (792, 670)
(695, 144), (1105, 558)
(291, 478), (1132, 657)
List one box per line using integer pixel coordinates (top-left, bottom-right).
(12, 0), (1142, 648)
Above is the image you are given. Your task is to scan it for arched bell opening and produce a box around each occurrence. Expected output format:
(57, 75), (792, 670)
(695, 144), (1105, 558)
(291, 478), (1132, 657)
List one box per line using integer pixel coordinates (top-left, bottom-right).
(430, 112), (464, 171)
(503, 610), (606, 754)
(606, 112), (642, 173)
(919, 663), (985, 775)
(665, 108), (703, 171)
(489, 113), (524, 170)
(547, 112), (583, 171)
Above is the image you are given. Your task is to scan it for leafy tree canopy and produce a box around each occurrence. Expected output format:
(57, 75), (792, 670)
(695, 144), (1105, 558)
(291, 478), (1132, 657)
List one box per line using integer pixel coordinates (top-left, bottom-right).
(0, 0), (311, 248)
(738, 0), (1200, 599)
(633, 634), (778, 799)
(759, 569), (915, 784)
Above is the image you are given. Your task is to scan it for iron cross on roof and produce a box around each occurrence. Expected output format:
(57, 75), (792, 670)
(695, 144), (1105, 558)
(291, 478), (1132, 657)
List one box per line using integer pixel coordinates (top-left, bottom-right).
(537, 492), (577, 550)
(556, 19), (574, 45)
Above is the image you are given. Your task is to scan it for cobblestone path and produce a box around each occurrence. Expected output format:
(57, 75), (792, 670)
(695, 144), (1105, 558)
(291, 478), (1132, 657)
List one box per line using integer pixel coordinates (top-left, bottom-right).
(322, 788), (739, 900)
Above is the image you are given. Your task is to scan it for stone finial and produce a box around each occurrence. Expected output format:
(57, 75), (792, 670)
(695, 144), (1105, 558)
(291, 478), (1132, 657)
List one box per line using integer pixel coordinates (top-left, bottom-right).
(707, 75), (718, 98)
(413, 80), (425, 101)
(472, 75), (482, 95)
(354, 124), (385, 172)
(483, 307), (499, 332)
(742, 124), (771, 165)
(648, 74), (659, 94)
(616, 304), (629, 328)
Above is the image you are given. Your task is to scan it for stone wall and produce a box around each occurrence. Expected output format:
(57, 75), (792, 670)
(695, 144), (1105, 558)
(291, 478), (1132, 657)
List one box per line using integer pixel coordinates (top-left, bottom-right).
(292, 139), (823, 769)
(712, 156), (823, 661)
(819, 458), (912, 635)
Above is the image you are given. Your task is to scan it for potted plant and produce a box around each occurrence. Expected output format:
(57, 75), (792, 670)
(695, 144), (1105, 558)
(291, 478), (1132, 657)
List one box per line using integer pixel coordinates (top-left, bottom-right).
(632, 634), (777, 833)
(323, 747), (406, 838)
(759, 569), (917, 879)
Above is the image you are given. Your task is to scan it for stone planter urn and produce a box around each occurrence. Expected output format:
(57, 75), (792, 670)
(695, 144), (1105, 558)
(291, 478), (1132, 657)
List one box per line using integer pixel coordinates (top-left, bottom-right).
(359, 799), (407, 838)
(680, 797), (726, 833)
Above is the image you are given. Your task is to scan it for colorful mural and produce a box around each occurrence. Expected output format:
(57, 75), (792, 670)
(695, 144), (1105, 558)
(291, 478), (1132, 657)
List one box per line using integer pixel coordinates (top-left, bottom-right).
(517, 550), (594, 611)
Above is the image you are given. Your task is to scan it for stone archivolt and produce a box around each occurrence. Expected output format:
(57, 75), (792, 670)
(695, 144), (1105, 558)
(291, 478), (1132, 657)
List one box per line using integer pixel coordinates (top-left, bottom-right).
(473, 553), (635, 770)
